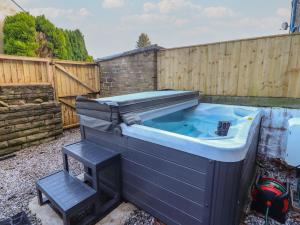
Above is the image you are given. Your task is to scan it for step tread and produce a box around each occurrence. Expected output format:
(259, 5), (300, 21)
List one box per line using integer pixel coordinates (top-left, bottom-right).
(37, 170), (97, 212)
(63, 140), (119, 167)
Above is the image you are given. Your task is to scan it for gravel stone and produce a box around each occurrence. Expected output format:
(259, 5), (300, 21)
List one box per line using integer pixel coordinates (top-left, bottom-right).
(123, 210), (155, 225)
(0, 128), (82, 225)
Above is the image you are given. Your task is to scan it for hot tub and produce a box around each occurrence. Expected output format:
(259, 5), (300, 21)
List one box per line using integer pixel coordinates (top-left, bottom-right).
(76, 91), (262, 225)
(121, 103), (261, 163)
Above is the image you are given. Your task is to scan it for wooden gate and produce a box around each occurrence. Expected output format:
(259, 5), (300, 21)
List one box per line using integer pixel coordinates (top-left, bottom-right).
(52, 60), (100, 129)
(0, 54), (101, 129)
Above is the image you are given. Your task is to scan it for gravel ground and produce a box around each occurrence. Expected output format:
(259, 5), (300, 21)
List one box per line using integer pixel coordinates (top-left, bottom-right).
(0, 129), (82, 225)
(242, 155), (299, 225)
(124, 210), (155, 225)
(1, 129), (300, 225)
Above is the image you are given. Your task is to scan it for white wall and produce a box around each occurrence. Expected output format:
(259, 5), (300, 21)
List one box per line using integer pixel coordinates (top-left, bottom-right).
(259, 108), (300, 161)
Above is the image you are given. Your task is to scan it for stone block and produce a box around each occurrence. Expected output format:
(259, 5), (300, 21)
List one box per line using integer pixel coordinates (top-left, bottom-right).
(0, 107), (9, 113)
(0, 125), (14, 135)
(0, 145), (21, 156)
(39, 136), (55, 144)
(48, 128), (63, 137)
(44, 118), (61, 126)
(14, 122), (33, 131)
(39, 114), (54, 120)
(22, 140), (40, 149)
(8, 104), (39, 112)
(26, 132), (49, 142)
(0, 100), (9, 107)
(22, 127), (41, 137)
(0, 132), (21, 142)
(3, 117), (28, 126)
(0, 141), (8, 149)
(8, 137), (27, 146)
(31, 121), (46, 128)
(33, 98), (44, 104)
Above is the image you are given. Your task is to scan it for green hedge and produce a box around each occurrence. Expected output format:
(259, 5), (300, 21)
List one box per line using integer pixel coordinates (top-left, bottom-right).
(3, 12), (92, 61)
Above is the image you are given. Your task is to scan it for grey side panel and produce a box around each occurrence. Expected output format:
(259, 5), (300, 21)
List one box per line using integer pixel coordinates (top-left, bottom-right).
(234, 119), (261, 224)
(83, 125), (259, 225)
(123, 191), (181, 225)
(209, 121), (261, 225)
(123, 182), (203, 225)
(127, 138), (209, 172)
(209, 161), (243, 225)
(84, 127), (211, 225)
(122, 159), (205, 204)
(123, 171), (204, 221)
(122, 147), (207, 189)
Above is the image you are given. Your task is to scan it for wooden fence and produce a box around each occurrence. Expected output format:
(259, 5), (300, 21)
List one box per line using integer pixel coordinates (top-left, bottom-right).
(158, 33), (300, 98)
(0, 54), (100, 128)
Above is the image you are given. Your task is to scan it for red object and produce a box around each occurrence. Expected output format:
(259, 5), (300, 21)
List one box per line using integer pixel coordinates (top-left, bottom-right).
(266, 200), (272, 207)
(260, 185), (283, 196)
(251, 176), (289, 224)
(283, 199), (289, 213)
(260, 177), (286, 187)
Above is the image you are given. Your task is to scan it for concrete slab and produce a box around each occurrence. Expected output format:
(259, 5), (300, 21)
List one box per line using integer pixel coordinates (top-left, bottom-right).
(29, 197), (137, 225)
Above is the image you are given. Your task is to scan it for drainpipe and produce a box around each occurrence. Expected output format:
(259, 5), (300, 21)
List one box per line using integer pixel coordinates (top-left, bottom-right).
(291, 0), (299, 33)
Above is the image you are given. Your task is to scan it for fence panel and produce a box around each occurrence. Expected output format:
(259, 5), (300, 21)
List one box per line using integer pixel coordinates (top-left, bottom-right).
(53, 61), (100, 128)
(158, 34), (300, 98)
(0, 54), (100, 128)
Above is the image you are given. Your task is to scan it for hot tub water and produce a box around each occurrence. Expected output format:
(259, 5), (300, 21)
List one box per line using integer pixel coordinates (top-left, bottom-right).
(143, 108), (242, 138)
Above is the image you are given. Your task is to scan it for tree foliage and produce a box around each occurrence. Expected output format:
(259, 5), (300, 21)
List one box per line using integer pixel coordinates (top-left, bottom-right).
(3, 12), (38, 57)
(136, 33), (151, 48)
(3, 13), (92, 61)
(64, 29), (91, 61)
(35, 15), (68, 59)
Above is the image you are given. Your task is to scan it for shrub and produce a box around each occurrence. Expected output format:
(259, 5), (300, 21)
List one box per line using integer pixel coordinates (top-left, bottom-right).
(3, 12), (38, 56)
(3, 13), (92, 61)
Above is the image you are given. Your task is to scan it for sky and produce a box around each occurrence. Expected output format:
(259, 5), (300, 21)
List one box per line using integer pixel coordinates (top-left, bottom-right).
(1, 0), (292, 58)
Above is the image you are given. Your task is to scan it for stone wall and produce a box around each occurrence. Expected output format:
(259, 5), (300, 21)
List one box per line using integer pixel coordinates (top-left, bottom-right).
(0, 84), (63, 156)
(98, 46), (161, 97)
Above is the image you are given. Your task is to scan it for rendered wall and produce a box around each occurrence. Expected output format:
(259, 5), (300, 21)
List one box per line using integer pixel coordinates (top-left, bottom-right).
(0, 84), (63, 156)
(259, 108), (300, 160)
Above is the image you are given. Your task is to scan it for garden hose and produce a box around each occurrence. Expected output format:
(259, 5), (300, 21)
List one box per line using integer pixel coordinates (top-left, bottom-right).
(265, 201), (272, 225)
(265, 206), (269, 225)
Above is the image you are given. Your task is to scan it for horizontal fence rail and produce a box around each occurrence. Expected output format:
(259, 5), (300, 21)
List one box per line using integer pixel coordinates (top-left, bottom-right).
(158, 33), (300, 98)
(0, 54), (100, 128)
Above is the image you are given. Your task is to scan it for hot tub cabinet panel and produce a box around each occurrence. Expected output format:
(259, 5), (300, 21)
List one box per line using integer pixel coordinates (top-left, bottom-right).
(82, 123), (260, 225)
